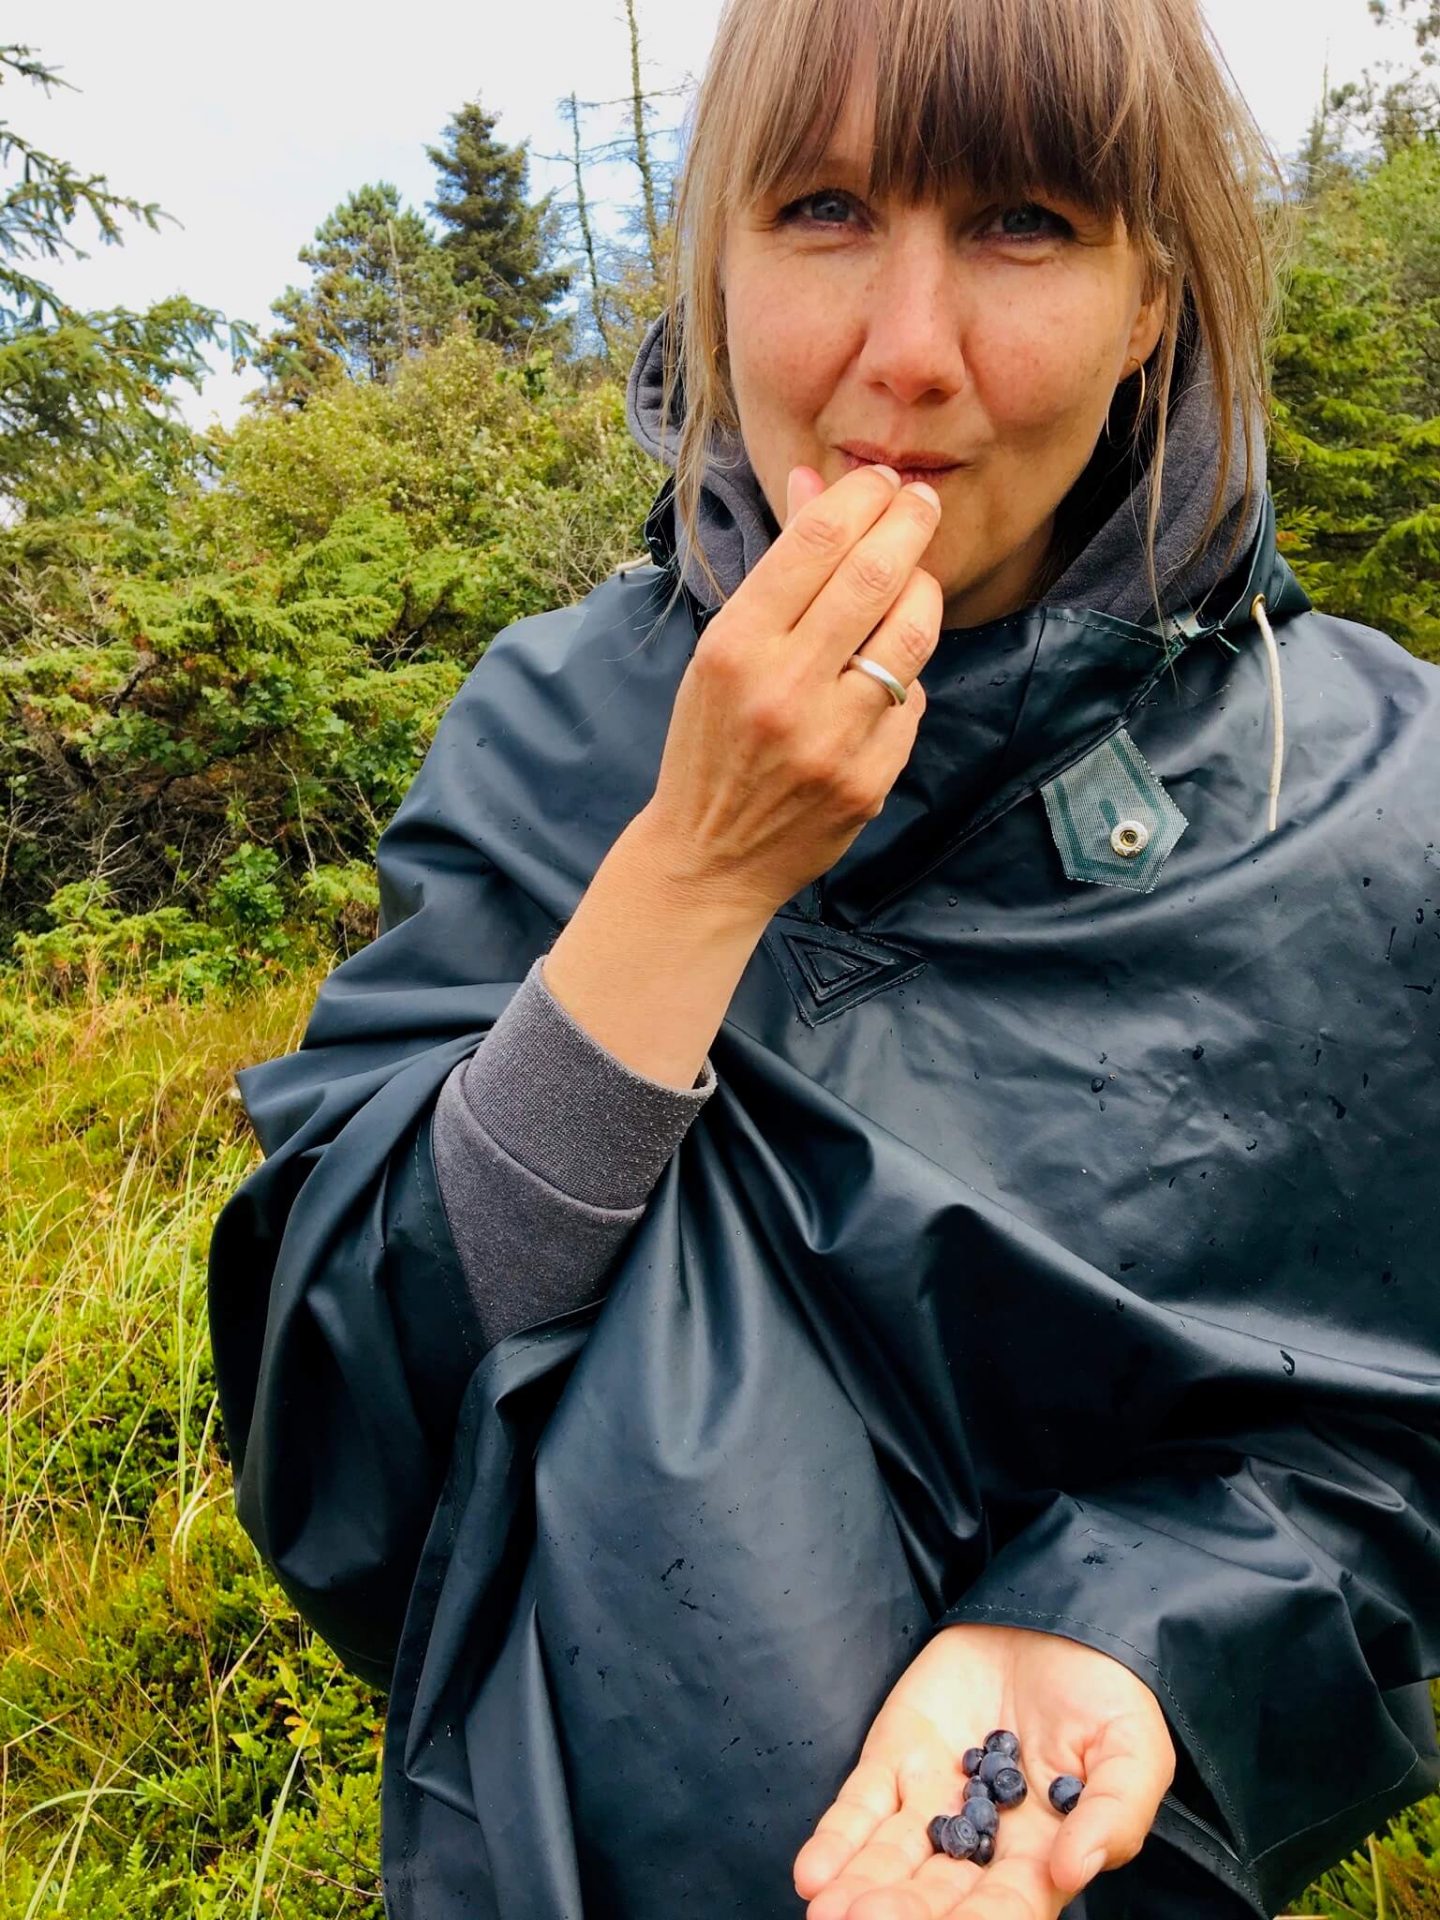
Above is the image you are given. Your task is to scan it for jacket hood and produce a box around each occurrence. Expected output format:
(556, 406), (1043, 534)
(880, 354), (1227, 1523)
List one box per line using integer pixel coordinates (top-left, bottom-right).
(624, 300), (1268, 634)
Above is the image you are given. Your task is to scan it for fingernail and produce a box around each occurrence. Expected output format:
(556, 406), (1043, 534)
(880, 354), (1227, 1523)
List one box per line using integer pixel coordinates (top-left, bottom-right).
(906, 480), (941, 511)
(872, 463), (901, 485)
(1079, 1849), (1106, 1887)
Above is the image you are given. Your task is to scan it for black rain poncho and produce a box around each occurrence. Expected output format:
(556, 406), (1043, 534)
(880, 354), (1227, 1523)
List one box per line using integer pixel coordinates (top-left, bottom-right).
(209, 436), (1440, 1918)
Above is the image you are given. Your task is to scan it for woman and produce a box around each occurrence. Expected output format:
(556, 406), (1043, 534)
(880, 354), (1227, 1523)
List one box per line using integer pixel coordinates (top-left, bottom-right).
(206, 0), (1440, 1916)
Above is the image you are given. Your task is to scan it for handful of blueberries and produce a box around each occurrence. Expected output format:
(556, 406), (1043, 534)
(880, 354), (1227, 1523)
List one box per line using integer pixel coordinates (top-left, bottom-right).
(926, 1729), (1085, 1867)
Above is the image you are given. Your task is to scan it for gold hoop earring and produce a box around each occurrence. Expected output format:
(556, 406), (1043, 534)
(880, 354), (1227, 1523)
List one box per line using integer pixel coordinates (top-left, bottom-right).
(1104, 360), (1149, 442)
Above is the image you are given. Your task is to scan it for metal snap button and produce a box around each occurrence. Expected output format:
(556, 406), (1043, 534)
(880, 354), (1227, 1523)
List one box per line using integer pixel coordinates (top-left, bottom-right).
(1111, 818), (1150, 858)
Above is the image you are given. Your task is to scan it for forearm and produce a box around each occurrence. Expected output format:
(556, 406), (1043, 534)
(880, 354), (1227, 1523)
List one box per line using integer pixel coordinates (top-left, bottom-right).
(539, 802), (773, 1091)
(431, 950), (717, 1350)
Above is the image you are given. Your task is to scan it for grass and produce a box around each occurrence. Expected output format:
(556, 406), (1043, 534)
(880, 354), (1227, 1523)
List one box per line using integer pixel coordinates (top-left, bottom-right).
(0, 961), (386, 1918)
(0, 961), (1436, 1915)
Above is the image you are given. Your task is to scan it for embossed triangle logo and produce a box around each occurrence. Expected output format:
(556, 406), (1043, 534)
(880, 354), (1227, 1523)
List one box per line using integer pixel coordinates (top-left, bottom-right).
(763, 913), (927, 1027)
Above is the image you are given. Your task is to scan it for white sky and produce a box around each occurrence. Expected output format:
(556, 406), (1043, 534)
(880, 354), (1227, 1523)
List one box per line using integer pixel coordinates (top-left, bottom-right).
(13, 0), (1422, 430)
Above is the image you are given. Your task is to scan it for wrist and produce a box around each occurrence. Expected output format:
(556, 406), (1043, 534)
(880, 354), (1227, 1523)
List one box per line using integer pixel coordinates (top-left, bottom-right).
(618, 804), (779, 939)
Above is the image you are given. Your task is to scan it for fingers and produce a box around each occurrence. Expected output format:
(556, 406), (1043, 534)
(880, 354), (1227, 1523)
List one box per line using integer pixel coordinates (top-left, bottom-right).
(940, 1849), (1067, 1920)
(802, 1804), (943, 1919)
(800, 1757), (958, 1920)
(742, 461), (907, 635)
(837, 1847), (1064, 1920)
(786, 464), (827, 526)
(1047, 1704), (1176, 1900)
(840, 567), (944, 708)
(840, 1854), (979, 1920)
(797, 481), (943, 677)
(794, 1757), (902, 1899)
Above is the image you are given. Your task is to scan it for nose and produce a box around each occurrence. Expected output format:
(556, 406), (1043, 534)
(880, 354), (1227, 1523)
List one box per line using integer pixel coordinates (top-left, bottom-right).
(853, 209), (969, 406)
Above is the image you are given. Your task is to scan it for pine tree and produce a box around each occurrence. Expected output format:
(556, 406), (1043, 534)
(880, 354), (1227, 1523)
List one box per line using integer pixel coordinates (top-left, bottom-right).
(253, 184), (465, 408)
(0, 43), (252, 509)
(426, 101), (573, 351)
(1270, 151), (1440, 658)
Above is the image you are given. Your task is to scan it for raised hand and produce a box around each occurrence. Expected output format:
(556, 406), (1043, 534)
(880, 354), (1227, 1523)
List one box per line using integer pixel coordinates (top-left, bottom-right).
(792, 1621), (1176, 1920)
(639, 457), (944, 925)
(539, 458), (943, 1091)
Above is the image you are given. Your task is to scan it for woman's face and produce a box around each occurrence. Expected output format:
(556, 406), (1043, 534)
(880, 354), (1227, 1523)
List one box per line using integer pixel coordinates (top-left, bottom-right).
(720, 76), (1168, 630)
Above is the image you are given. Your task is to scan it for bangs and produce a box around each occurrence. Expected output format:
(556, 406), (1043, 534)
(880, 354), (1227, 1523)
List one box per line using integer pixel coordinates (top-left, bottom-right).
(666, 0), (1280, 626)
(721, 0), (1162, 231)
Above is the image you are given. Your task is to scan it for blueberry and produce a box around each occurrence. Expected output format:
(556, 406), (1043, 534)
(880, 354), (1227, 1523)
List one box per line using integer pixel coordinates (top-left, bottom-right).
(940, 1815), (980, 1860)
(1049, 1774), (1085, 1816)
(961, 1745), (987, 1777)
(983, 1729), (1021, 1760)
(975, 1831), (996, 1866)
(977, 1750), (1013, 1787)
(962, 1777), (993, 1803)
(966, 1796), (998, 1837)
(927, 1814), (950, 1853)
(991, 1766), (1028, 1808)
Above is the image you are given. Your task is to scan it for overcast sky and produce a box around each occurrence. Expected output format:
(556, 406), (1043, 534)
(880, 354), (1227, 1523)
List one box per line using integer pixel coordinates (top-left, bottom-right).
(14, 0), (1420, 429)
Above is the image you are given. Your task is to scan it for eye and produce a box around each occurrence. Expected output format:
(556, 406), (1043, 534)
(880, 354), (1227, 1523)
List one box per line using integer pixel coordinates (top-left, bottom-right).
(987, 203), (1074, 243)
(775, 187), (862, 230)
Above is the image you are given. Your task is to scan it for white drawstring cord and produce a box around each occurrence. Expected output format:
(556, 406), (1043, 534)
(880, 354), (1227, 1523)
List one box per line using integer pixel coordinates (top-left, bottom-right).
(1252, 593), (1285, 834)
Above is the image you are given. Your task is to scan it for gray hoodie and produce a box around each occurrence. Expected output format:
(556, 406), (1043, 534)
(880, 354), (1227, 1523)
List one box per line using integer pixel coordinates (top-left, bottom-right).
(431, 306), (1265, 1352)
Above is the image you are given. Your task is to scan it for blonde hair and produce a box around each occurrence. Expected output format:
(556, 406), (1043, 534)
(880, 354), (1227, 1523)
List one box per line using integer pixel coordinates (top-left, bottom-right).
(656, 0), (1288, 629)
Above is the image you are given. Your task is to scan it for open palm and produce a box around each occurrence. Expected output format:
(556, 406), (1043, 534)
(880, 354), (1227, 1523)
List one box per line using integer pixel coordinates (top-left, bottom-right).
(792, 1621), (1177, 1920)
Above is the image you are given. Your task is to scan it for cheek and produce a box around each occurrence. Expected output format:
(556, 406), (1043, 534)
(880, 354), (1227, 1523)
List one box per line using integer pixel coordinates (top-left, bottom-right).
(726, 266), (842, 418)
(970, 294), (1118, 439)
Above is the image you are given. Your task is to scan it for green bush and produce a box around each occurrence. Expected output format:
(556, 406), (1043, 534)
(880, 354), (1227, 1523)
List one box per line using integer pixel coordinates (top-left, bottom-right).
(0, 334), (656, 989)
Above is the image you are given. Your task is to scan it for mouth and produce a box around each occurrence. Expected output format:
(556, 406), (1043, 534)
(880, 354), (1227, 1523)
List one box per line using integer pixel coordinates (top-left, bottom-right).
(836, 445), (966, 487)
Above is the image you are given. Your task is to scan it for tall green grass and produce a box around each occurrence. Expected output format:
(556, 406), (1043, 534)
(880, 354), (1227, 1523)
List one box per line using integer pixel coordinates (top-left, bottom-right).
(0, 966), (387, 1917)
(0, 969), (1435, 1915)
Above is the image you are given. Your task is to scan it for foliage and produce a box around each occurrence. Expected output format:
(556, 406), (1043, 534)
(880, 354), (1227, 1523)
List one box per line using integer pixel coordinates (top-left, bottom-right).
(1304, 1805), (1440, 1918)
(0, 44), (254, 507)
(1370, 0), (1440, 63)
(251, 183), (467, 409)
(426, 97), (574, 352)
(0, 331), (656, 981)
(1270, 142), (1440, 659)
(0, 967), (389, 1917)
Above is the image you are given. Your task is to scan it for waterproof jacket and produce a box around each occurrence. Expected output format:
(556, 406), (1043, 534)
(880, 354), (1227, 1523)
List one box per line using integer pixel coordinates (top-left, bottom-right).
(208, 477), (1440, 1920)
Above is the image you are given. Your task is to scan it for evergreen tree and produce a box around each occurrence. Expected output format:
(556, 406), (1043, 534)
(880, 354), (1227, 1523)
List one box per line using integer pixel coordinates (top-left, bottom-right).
(0, 43), (251, 510)
(426, 101), (573, 351)
(1270, 151), (1440, 658)
(252, 184), (464, 408)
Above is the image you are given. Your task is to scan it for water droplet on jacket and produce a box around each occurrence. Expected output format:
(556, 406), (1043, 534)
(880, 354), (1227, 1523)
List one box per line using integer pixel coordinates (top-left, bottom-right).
(1091, 1077), (1106, 1093)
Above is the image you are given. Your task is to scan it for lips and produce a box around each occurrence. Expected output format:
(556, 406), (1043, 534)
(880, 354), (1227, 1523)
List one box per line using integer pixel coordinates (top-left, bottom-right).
(837, 445), (964, 486)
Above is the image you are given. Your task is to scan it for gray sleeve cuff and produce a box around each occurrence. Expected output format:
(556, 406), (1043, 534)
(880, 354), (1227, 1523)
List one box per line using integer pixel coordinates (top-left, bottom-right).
(432, 1063), (655, 1349)
(452, 952), (717, 1211)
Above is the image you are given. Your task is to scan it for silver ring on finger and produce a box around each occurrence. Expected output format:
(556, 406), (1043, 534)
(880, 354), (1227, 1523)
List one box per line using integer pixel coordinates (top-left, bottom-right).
(843, 654), (907, 707)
